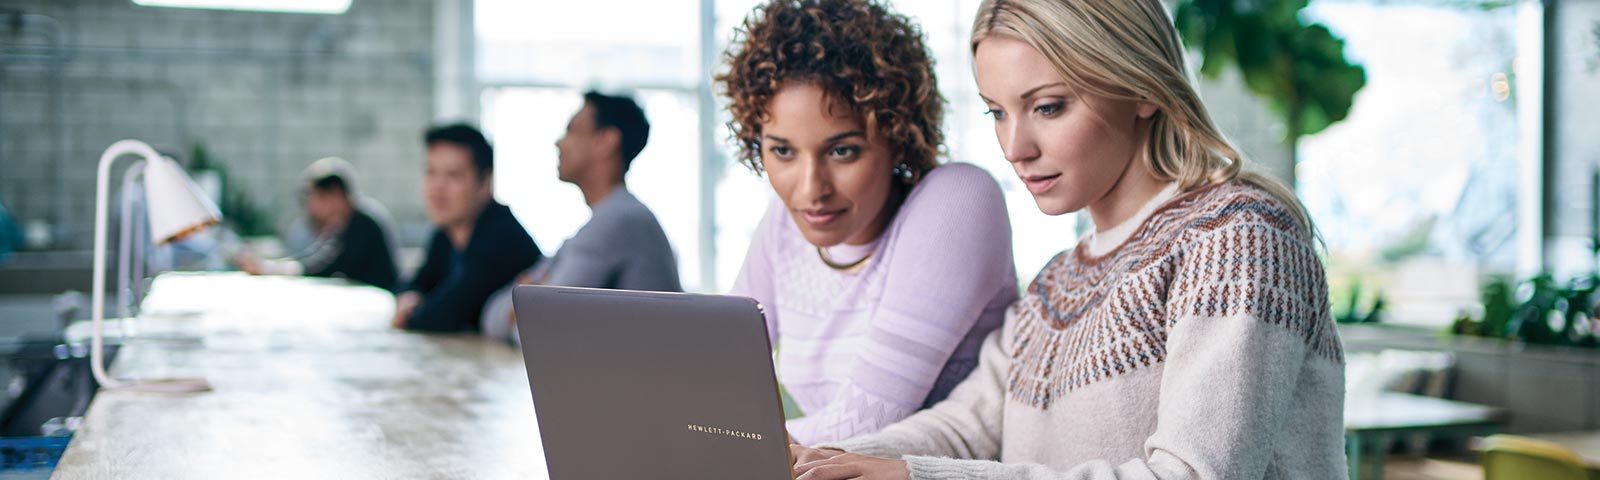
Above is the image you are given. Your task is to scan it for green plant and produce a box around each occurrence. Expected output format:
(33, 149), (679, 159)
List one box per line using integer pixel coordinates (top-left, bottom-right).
(1558, 277), (1598, 347)
(1174, 0), (1367, 171)
(1452, 274), (1600, 348)
(1511, 275), (1563, 344)
(187, 144), (275, 237)
(1479, 277), (1514, 337)
(1334, 277), (1385, 324)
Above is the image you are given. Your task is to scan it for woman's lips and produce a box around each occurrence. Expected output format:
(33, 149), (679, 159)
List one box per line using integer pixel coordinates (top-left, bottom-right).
(1022, 173), (1061, 194)
(801, 208), (845, 228)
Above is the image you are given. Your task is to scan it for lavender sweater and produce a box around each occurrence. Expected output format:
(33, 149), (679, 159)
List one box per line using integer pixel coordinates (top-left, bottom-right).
(731, 163), (1019, 445)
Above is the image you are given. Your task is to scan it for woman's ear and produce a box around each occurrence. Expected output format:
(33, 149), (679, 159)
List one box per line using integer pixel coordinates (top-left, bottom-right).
(1136, 102), (1158, 119)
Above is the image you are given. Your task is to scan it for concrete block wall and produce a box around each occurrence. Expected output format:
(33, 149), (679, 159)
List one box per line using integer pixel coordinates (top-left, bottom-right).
(0, 0), (435, 250)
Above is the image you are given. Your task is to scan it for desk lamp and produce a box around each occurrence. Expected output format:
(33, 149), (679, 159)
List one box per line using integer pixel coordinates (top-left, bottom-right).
(90, 139), (221, 392)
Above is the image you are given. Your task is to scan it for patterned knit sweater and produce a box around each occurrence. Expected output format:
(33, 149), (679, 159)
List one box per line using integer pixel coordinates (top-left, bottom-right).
(823, 180), (1348, 479)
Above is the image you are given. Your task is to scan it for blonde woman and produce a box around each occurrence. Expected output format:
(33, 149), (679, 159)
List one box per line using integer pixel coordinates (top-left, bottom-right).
(790, 0), (1346, 478)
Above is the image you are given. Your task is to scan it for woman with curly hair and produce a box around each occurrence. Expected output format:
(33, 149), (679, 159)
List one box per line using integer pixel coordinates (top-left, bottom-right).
(789, 0), (1346, 479)
(719, 0), (1019, 446)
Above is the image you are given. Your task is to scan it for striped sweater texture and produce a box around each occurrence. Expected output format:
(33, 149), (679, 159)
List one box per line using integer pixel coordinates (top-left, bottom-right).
(825, 180), (1348, 479)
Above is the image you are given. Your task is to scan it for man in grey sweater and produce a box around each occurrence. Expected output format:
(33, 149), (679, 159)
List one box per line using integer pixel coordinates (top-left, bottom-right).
(481, 91), (682, 341)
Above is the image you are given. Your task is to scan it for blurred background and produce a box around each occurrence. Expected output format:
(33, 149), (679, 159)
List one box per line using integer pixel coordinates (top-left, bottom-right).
(0, 0), (1598, 478)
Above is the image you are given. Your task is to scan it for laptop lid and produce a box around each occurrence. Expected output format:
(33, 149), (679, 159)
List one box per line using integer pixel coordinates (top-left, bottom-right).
(514, 286), (792, 479)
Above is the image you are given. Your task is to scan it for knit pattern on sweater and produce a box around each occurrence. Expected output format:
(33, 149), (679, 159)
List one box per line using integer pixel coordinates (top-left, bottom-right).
(1006, 181), (1343, 409)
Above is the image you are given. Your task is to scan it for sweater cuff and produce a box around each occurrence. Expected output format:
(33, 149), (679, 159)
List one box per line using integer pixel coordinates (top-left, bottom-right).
(905, 456), (1010, 480)
(814, 435), (903, 459)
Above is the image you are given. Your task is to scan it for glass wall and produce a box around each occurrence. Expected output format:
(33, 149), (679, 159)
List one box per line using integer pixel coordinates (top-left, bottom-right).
(476, 0), (1081, 293)
(476, 0), (1547, 304)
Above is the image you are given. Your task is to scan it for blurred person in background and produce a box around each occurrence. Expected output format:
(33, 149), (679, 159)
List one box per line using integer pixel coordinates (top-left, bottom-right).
(394, 124), (541, 332)
(235, 157), (399, 291)
(480, 90), (682, 343)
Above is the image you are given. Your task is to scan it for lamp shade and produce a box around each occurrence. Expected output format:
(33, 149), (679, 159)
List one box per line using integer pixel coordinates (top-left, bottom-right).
(141, 154), (221, 245)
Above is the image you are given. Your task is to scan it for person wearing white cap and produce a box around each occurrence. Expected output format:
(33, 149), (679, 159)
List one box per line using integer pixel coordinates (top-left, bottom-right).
(235, 157), (399, 291)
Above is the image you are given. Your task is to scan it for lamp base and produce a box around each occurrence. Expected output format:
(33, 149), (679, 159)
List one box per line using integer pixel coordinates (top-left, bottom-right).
(104, 377), (212, 393)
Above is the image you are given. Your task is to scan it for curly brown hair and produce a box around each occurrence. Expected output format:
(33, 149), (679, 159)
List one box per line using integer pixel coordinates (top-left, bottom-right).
(717, 0), (944, 183)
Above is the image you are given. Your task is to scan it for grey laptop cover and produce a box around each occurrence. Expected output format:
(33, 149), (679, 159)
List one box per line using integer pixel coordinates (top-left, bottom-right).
(514, 285), (793, 479)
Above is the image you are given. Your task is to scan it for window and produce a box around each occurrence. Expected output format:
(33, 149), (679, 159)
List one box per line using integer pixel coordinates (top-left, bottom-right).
(1297, 0), (1543, 326)
(476, 0), (708, 290)
(478, 0), (1092, 293)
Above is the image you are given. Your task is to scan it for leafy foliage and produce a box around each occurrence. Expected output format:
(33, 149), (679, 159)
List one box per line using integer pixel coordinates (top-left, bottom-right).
(187, 144), (275, 237)
(1174, 0), (1367, 141)
(1452, 274), (1600, 348)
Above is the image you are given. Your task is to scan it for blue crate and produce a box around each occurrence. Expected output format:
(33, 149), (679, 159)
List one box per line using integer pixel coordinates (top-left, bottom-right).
(0, 436), (71, 473)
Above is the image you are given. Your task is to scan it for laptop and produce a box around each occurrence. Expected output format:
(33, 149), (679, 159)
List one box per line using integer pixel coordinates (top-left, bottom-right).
(513, 285), (794, 479)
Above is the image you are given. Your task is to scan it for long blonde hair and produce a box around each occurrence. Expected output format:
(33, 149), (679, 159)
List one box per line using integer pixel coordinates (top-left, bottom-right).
(970, 0), (1314, 232)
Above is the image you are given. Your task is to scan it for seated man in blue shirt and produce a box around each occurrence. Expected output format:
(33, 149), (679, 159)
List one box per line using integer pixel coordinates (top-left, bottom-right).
(481, 91), (682, 342)
(395, 124), (542, 332)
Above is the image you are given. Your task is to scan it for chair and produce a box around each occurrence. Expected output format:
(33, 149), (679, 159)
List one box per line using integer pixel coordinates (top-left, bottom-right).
(1480, 434), (1590, 480)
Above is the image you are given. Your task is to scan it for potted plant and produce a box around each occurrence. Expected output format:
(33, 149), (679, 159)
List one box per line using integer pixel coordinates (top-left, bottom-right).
(1452, 274), (1599, 348)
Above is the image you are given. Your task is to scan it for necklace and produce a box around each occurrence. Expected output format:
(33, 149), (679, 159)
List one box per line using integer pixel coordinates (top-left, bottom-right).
(816, 246), (873, 272)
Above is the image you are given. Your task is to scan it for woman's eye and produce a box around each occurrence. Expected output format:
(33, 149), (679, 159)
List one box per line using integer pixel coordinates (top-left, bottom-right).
(983, 108), (1005, 120)
(769, 145), (793, 158)
(827, 146), (861, 160)
(1034, 101), (1065, 117)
